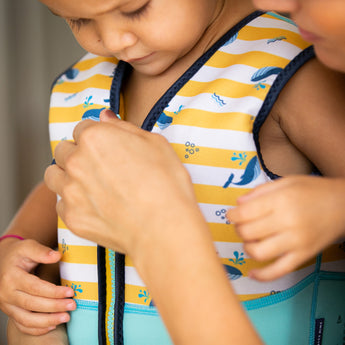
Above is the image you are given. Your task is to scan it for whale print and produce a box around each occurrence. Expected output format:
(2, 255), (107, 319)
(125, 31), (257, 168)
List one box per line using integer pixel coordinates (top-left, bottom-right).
(157, 112), (173, 130)
(223, 264), (243, 281)
(82, 107), (106, 121)
(223, 156), (261, 188)
(251, 66), (283, 82)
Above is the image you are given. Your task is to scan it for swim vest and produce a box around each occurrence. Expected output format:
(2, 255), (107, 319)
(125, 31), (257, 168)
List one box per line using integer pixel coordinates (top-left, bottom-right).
(49, 11), (345, 345)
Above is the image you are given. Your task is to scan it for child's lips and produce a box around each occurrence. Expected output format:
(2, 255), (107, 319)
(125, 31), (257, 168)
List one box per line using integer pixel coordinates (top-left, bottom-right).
(298, 27), (322, 43)
(126, 52), (154, 63)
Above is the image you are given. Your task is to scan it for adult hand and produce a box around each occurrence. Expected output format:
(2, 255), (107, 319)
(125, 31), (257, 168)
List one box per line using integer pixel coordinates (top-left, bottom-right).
(44, 109), (196, 261)
(0, 238), (75, 335)
(227, 176), (345, 281)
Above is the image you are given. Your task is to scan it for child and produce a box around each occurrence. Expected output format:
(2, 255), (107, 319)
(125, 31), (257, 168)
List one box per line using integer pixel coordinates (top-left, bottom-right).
(3, 0), (345, 344)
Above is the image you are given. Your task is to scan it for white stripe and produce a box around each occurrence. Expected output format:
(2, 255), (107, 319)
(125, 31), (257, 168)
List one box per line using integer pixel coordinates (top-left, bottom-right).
(232, 265), (316, 295)
(163, 94), (263, 116)
(57, 62), (116, 83)
(184, 163), (268, 189)
(199, 203), (233, 224)
(220, 39), (302, 61)
(125, 266), (145, 287)
(248, 16), (298, 32)
(49, 121), (79, 141)
(50, 88), (111, 108)
(192, 64), (275, 86)
(154, 125), (257, 151)
(58, 228), (97, 247)
(60, 262), (98, 283)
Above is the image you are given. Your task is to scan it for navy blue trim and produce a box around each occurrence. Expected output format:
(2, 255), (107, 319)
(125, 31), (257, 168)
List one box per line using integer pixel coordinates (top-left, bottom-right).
(252, 45), (316, 180)
(97, 246), (107, 345)
(109, 60), (129, 114)
(106, 11), (264, 345)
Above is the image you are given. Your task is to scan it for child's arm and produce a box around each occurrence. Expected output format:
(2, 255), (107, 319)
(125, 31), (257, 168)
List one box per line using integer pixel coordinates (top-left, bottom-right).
(227, 176), (345, 281)
(228, 59), (345, 281)
(0, 181), (75, 335)
(7, 318), (69, 345)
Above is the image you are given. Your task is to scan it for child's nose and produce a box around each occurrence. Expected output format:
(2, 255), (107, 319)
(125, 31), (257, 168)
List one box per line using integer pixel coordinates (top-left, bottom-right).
(98, 22), (137, 54)
(252, 0), (299, 13)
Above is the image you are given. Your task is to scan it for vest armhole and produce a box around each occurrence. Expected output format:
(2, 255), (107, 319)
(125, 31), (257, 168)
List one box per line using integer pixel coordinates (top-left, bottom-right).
(253, 46), (316, 180)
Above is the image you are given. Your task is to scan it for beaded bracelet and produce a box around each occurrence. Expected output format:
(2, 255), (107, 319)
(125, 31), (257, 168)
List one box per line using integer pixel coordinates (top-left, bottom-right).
(0, 234), (25, 242)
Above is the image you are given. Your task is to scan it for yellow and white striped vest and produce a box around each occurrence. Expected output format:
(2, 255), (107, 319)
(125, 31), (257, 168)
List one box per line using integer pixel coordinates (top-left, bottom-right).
(49, 11), (345, 345)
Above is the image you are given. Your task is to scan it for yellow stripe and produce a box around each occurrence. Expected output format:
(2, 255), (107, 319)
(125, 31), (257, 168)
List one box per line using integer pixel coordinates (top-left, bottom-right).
(172, 144), (257, 168)
(61, 279), (98, 300)
(165, 109), (255, 132)
(58, 217), (68, 230)
(59, 244), (97, 264)
(209, 223), (242, 242)
(194, 184), (250, 205)
(240, 292), (271, 301)
(50, 104), (106, 123)
(72, 56), (117, 71)
(125, 285), (153, 306)
(178, 79), (268, 101)
(206, 50), (290, 69)
(239, 26), (310, 50)
(52, 75), (112, 93)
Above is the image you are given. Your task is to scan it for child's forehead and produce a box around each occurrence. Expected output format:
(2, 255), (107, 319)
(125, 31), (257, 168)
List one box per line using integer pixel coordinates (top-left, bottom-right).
(42, 0), (136, 17)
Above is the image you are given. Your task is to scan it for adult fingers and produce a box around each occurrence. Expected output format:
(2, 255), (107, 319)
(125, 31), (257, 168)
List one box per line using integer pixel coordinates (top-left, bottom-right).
(53, 140), (77, 171)
(44, 164), (66, 197)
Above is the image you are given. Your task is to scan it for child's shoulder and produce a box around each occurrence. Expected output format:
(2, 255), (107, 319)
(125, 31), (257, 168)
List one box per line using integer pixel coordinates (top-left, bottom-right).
(51, 53), (119, 91)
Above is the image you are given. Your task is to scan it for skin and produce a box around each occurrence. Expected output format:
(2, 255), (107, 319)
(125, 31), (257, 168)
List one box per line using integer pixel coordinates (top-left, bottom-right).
(5, 0), (345, 343)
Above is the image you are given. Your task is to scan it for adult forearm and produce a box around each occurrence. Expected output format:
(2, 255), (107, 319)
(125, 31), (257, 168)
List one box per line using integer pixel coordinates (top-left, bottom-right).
(133, 204), (263, 345)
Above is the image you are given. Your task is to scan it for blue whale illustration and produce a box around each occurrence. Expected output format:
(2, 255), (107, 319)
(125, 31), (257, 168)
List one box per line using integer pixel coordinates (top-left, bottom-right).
(65, 68), (79, 80)
(224, 264), (243, 281)
(223, 156), (260, 188)
(251, 66), (283, 82)
(157, 112), (173, 130)
(82, 107), (106, 122)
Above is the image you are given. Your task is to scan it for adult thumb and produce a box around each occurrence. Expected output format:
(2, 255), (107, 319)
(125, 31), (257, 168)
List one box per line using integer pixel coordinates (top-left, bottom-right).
(100, 109), (121, 122)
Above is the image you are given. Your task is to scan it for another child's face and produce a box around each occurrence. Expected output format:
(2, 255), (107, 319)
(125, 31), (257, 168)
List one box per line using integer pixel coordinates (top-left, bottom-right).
(252, 0), (345, 72)
(40, 0), (221, 76)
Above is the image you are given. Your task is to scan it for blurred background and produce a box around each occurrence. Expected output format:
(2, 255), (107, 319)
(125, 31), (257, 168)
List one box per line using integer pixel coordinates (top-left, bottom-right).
(0, 0), (84, 342)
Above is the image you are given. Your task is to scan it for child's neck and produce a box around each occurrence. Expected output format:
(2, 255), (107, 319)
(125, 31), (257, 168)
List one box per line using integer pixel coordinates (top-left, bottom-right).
(123, 0), (256, 127)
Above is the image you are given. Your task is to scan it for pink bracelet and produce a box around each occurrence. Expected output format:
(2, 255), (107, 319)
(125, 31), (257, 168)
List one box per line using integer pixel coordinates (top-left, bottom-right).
(0, 234), (25, 242)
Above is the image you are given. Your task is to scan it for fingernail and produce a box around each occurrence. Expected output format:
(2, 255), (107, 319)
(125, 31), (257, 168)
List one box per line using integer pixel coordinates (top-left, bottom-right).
(60, 314), (70, 323)
(67, 302), (76, 310)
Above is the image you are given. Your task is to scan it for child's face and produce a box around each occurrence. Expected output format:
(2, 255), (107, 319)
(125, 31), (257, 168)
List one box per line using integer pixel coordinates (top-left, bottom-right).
(41, 0), (222, 76)
(252, 0), (345, 72)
